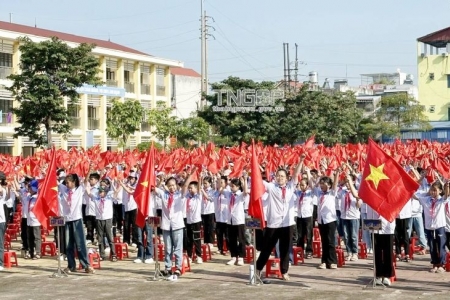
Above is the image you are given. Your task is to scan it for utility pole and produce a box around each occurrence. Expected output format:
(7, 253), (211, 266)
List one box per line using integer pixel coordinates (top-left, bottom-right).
(294, 43), (298, 92)
(9, 13), (12, 23)
(200, 1), (206, 110)
(283, 43), (287, 93)
(286, 43), (291, 93)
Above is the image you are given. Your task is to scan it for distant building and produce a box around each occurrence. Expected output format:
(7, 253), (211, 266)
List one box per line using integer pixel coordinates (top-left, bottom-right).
(170, 67), (201, 119)
(417, 26), (450, 121)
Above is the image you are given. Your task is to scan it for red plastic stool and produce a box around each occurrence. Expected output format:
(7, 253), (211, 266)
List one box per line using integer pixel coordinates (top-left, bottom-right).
(445, 253), (450, 272)
(358, 242), (367, 259)
(79, 252), (101, 270)
(154, 244), (164, 261)
(4, 234), (11, 251)
(114, 243), (129, 260)
(41, 242), (57, 256)
(113, 236), (121, 243)
(313, 228), (321, 241)
(293, 246), (305, 265)
(313, 241), (322, 258)
(336, 248), (345, 267)
(265, 258), (282, 278)
(244, 245), (254, 263)
(201, 244), (212, 262)
(3, 251), (18, 268)
(5, 228), (17, 241)
(222, 239), (228, 252)
(390, 262), (397, 282)
(172, 253), (191, 274)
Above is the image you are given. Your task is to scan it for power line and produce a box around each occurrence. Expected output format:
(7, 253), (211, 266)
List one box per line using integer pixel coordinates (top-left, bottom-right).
(127, 29), (198, 46)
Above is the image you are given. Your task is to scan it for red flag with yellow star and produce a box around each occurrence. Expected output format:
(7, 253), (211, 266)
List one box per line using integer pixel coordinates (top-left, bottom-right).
(134, 143), (156, 228)
(358, 138), (419, 222)
(32, 147), (59, 229)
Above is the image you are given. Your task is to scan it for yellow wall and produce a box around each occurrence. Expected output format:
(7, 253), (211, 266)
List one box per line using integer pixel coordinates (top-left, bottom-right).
(418, 43), (450, 121)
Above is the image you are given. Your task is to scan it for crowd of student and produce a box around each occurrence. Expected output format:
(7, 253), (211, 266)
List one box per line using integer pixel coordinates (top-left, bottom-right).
(0, 156), (447, 288)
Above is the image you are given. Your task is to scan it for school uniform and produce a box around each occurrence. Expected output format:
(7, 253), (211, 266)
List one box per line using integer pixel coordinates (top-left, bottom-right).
(137, 194), (156, 262)
(19, 188), (30, 252)
(156, 188), (186, 272)
(360, 202), (373, 252)
(201, 187), (216, 244)
(335, 185), (345, 239)
(254, 192), (268, 252)
(395, 199), (412, 258)
(111, 182), (124, 236)
(317, 189), (338, 267)
(295, 189), (315, 256)
(415, 192), (448, 267)
(185, 192), (203, 259)
(122, 183), (138, 245)
(27, 194), (42, 258)
(214, 190), (229, 254)
(224, 190), (249, 261)
(59, 184), (91, 270)
(84, 183), (98, 243)
(94, 191), (116, 259)
(367, 204), (396, 279)
(338, 189), (361, 256)
(256, 181), (296, 275)
(0, 187), (7, 268)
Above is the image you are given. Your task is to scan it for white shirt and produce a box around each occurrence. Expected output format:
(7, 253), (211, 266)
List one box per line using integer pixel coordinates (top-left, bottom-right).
(444, 202), (450, 233)
(263, 181), (297, 228)
(338, 190), (361, 220)
(262, 192), (268, 221)
(59, 184), (84, 222)
(0, 188), (6, 223)
(224, 190), (249, 226)
(411, 199), (423, 218)
(366, 204), (396, 235)
(185, 193), (202, 224)
(122, 183), (137, 212)
(201, 187), (215, 215)
(396, 199), (412, 219)
(21, 190), (30, 219)
(296, 190), (315, 218)
(94, 192), (114, 220)
(214, 190), (229, 223)
(156, 188), (186, 231)
(415, 192), (448, 230)
(84, 183), (98, 216)
(317, 190), (338, 225)
(27, 194), (41, 227)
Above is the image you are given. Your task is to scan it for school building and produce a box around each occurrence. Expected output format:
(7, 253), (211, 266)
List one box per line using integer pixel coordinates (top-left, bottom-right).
(0, 20), (200, 156)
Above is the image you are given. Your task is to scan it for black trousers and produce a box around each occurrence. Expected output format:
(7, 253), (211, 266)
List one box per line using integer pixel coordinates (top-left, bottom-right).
(85, 215), (96, 242)
(186, 221), (202, 257)
(201, 213), (215, 244)
(21, 218), (28, 250)
(256, 225), (295, 274)
(215, 222), (228, 252)
(395, 218), (410, 256)
(112, 203), (123, 235)
(27, 225), (41, 257)
(97, 219), (115, 258)
(297, 216), (313, 254)
(374, 233), (394, 278)
(156, 209), (163, 236)
(318, 221), (337, 265)
(124, 209), (138, 245)
(82, 204), (87, 224)
(255, 228), (264, 251)
(228, 223), (246, 258)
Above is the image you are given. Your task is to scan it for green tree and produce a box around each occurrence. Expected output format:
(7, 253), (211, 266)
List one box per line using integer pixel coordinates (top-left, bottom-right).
(176, 116), (210, 146)
(7, 36), (101, 147)
(146, 101), (177, 148)
(198, 76), (279, 143)
(136, 141), (163, 152)
(362, 94), (431, 138)
(106, 99), (144, 148)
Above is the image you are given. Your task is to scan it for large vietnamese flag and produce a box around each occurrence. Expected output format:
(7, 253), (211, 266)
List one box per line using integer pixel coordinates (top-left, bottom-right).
(32, 147), (59, 229)
(134, 143), (156, 228)
(249, 139), (266, 228)
(358, 138), (419, 222)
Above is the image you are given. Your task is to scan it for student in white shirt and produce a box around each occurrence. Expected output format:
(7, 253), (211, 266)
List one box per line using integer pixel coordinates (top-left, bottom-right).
(317, 173), (339, 270)
(201, 175), (216, 246)
(84, 173), (100, 245)
(26, 180), (42, 260)
(119, 172), (139, 247)
(60, 174), (94, 274)
(0, 181), (7, 271)
(153, 175), (188, 277)
(295, 176), (315, 259)
(13, 176), (31, 257)
(223, 176), (249, 266)
(255, 162), (302, 281)
(214, 175), (229, 255)
(339, 174), (362, 261)
(395, 198), (412, 262)
(185, 179), (204, 264)
(413, 181), (449, 273)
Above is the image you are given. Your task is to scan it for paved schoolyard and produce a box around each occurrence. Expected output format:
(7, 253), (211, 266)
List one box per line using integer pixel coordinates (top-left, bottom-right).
(1, 239), (449, 300)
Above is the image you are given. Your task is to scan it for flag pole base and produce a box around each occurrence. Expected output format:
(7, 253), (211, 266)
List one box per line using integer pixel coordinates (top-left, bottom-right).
(50, 225), (68, 278)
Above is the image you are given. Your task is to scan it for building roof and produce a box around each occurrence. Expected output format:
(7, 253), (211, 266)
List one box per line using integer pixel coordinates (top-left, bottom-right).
(170, 67), (201, 77)
(417, 26), (450, 48)
(0, 20), (150, 56)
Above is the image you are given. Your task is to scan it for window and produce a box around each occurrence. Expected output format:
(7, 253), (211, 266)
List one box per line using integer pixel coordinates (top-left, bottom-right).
(124, 70), (130, 83)
(68, 104), (80, 117)
(429, 105), (435, 113)
(88, 106), (97, 119)
(106, 68), (115, 80)
(447, 75), (450, 88)
(437, 131), (447, 139)
(0, 53), (12, 67)
(156, 67), (165, 86)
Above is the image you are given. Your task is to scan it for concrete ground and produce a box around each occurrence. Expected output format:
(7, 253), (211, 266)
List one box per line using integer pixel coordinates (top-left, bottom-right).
(1, 238), (449, 300)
